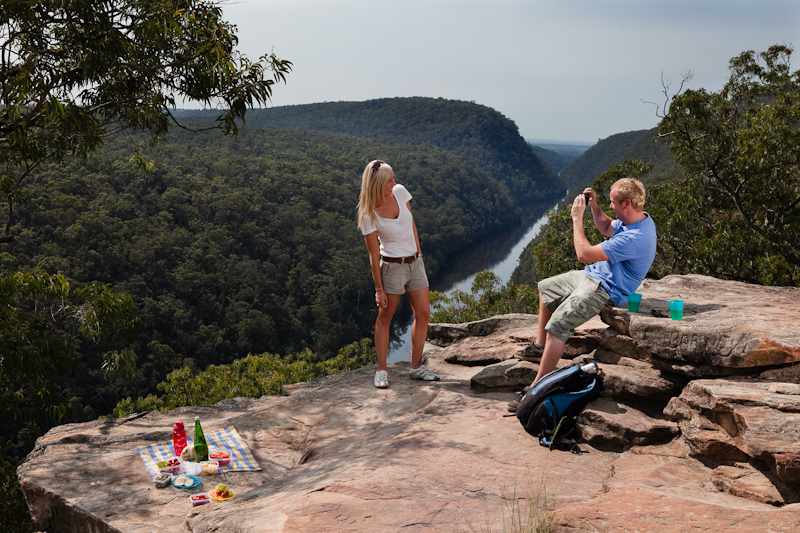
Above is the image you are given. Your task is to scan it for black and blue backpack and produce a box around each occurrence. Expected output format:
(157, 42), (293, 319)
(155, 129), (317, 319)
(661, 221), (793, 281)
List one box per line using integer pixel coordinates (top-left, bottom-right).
(515, 359), (602, 453)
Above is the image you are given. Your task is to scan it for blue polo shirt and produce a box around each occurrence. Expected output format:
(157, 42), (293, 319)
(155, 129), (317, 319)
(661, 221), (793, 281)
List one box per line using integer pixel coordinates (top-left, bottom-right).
(585, 213), (657, 306)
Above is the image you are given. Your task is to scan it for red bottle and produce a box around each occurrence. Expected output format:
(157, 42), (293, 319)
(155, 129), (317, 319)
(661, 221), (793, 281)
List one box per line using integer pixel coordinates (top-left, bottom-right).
(172, 421), (188, 457)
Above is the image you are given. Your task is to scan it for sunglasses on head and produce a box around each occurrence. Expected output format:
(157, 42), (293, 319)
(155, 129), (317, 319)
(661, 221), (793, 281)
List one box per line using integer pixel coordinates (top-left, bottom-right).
(372, 160), (384, 171)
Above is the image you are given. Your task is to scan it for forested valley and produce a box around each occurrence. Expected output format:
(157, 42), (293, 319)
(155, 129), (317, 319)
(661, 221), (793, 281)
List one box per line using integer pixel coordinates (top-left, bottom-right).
(1, 100), (564, 461)
(177, 97), (560, 205)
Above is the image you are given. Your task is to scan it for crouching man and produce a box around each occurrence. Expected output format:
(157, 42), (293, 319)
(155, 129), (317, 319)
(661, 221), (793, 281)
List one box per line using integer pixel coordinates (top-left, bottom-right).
(514, 178), (657, 401)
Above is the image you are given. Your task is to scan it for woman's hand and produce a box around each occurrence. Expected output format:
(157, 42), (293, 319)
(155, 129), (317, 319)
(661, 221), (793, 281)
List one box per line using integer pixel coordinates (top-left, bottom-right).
(375, 288), (388, 308)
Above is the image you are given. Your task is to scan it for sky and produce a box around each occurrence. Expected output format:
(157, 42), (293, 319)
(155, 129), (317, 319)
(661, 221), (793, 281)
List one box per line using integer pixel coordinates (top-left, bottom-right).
(214, 0), (800, 144)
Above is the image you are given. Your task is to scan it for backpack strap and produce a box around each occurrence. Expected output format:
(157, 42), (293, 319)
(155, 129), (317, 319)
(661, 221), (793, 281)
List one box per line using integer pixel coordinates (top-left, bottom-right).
(538, 417), (586, 454)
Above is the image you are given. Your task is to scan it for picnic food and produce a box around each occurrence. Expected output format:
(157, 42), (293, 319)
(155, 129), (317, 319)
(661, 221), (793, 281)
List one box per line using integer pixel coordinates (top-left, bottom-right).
(157, 457), (181, 473)
(173, 475), (192, 487)
(210, 483), (235, 501)
(153, 473), (172, 488)
(190, 494), (210, 507)
(199, 460), (219, 475)
(209, 452), (230, 466)
(180, 444), (195, 462)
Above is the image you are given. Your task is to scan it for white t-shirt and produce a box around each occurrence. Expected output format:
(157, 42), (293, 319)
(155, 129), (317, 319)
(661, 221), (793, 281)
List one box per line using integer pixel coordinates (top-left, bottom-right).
(360, 184), (418, 258)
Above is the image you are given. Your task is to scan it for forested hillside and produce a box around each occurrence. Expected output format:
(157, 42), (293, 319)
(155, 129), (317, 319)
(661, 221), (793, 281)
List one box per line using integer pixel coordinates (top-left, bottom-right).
(3, 125), (519, 423)
(558, 128), (678, 191)
(530, 145), (570, 173)
(530, 143), (588, 174)
(176, 97), (564, 204)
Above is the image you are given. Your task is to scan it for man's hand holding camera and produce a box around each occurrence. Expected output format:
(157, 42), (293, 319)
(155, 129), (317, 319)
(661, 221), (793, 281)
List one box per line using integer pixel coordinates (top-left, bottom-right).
(572, 188), (595, 221)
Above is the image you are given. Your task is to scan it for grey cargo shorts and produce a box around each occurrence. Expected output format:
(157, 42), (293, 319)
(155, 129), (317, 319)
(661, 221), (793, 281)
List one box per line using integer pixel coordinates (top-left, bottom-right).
(538, 270), (611, 343)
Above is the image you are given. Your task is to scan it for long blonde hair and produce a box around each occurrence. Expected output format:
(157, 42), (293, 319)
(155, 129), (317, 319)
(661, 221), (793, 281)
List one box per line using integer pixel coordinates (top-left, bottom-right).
(358, 160), (394, 230)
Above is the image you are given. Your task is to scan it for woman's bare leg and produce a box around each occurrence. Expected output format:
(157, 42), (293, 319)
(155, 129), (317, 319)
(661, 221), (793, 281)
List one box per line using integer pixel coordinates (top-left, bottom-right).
(406, 287), (431, 369)
(375, 294), (400, 371)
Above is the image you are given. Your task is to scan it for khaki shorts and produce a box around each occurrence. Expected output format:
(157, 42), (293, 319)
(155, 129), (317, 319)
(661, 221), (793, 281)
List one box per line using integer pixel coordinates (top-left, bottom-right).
(380, 257), (429, 295)
(538, 270), (611, 343)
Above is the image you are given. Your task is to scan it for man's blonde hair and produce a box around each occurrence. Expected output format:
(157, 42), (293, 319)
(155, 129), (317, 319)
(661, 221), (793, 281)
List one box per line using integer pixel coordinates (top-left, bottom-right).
(358, 160), (394, 230)
(612, 178), (646, 211)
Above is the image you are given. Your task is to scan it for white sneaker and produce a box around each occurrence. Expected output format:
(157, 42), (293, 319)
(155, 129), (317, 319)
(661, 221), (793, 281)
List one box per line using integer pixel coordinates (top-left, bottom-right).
(409, 365), (439, 381)
(374, 370), (389, 388)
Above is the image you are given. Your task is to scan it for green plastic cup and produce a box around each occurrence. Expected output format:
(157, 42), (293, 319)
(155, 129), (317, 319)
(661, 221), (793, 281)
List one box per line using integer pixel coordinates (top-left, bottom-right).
(627, 293), (642, 313)
(669, 300), (684, 320)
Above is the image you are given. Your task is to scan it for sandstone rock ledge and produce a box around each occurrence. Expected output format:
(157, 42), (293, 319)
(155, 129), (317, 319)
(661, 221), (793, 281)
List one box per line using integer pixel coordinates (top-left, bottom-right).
(18, 275), (800, 532)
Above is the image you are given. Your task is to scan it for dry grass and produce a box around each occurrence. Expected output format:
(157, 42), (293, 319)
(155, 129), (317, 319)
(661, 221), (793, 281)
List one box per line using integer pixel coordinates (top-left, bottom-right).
(461, 468), (557, 533)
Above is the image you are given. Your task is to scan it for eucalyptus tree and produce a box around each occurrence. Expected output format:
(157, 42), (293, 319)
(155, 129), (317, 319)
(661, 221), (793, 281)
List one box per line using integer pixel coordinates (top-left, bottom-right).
(0, 0), (290, 465)
(0, 0), (291, 243)
(655, 44), (800, 284)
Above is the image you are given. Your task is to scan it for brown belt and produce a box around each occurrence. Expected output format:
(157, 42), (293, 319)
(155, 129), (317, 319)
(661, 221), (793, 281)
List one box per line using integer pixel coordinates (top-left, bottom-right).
(381, 255), (416, 264)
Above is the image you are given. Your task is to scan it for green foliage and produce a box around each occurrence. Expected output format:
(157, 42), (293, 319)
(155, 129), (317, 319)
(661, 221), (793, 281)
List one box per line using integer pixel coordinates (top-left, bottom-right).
(646, 177), (799, 285)
(0, 0), (291, 243)
(113, 339), (377, 416)
(656, 44), (800, 281)
(0, 270), (139, 458)
(176, 97), (564, 205)
(559, 129), (679, 194)
(6, 126), (520, 376)
(0, 457), (34, 533)
(513, 160), (653, 286)
(430, 271), (538, 324)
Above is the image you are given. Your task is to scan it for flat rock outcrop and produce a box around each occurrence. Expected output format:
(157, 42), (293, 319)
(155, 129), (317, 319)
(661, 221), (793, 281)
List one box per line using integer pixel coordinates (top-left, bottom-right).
(426, 313), (538, 345)
(18, 275), (800, 531)
(435, 315), (604, 366)
(600, 274), (800, 374)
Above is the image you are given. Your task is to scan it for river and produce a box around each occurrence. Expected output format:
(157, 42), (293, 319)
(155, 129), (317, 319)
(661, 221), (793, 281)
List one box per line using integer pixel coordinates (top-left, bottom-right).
(386, 203), (557, 364)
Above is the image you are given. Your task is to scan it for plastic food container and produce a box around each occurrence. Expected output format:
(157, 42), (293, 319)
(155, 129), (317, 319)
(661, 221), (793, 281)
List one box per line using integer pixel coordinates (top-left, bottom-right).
(156, 458), (182, 474)
(190, 494), (210, 507)
(209, 452), (231, 466)
(199, 460), (219, 475)
(153, 473), (172, 488)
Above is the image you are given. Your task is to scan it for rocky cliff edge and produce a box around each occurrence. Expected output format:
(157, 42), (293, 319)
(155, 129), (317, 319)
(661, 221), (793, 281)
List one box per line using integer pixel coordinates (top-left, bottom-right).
(18, 274), (800, 532)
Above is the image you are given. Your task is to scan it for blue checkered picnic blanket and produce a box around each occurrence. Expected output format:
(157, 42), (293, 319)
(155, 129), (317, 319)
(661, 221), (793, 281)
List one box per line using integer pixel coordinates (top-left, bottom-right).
(138, 425), (260, 478)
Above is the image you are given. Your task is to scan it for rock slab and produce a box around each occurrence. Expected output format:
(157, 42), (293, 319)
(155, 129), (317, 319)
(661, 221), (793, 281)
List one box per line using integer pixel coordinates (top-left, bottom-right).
(600, 274), (800, 372)
(18, 353), (800, 533)
(668, 379), (800, 484)
(435, 314), (604, 366)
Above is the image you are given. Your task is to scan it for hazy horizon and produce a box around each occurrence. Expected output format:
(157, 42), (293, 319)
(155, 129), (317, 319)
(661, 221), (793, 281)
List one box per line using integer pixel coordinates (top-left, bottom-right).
(198, 1), (799, 144)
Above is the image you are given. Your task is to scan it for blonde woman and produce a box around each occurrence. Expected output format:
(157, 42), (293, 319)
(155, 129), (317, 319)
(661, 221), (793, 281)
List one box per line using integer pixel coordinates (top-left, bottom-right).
(358, 160), (438, 388)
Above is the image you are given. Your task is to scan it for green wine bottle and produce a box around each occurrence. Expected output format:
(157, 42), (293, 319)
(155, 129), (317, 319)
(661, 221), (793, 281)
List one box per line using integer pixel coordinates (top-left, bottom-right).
(194, 416), (208, 462)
